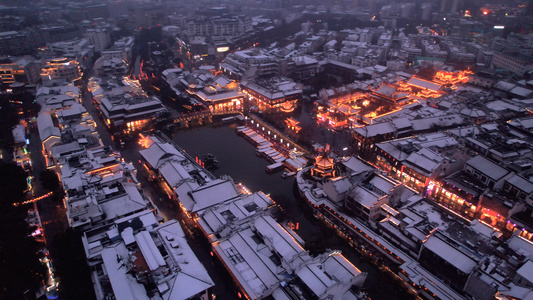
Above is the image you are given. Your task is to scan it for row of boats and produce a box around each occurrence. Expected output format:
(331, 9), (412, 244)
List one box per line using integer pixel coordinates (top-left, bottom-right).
(236, 125), (299, 177)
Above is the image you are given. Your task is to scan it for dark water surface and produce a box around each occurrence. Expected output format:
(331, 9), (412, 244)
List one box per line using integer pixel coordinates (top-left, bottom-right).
(173, 125), (413, 300)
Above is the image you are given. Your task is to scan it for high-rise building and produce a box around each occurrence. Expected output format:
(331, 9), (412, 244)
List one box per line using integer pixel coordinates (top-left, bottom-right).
(451, 0), (460, 14)
(0, 31), (31, 56)
(367, 0), (375, 10)
(492, 52), (533, 76)
(67, 3), (109, 22)
(440, 0), (448, 12)
(84, 29), (111, 53)
(421, 3), (433, 21)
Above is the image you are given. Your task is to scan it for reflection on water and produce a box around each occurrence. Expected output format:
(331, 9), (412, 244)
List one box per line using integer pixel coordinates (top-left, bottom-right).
(173, 124), (413, 300)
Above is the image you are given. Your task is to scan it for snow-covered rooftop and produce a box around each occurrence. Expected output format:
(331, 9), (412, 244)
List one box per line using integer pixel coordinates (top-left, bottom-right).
(517, 260), (533, 284)
(254, 215), (309, 263)
(159, 160), (192, 188)
(466, 155), (509, 181)
(135, 230), (166, 271)
(342, 156), (374, 174)
(216, 227), (282, 299)
(354, 122), (395, 138)
(140, 142), (185, 169)
(423, 235), (478, 273)
(156, 220), (214, 300)
(101, 244), (150, 300)
(408, 77), (442, 91)
(350, 186), (380, 209)
(188, 179), (240, 212)
(198, 192), (274, 237)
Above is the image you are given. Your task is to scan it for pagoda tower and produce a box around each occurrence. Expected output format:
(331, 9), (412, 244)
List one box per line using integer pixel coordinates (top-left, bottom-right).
(311, 150), (336, 178)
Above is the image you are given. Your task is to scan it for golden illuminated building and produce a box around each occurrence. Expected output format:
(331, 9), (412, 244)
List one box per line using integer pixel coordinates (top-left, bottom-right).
(40, 58), (82, 83)
(138, 133), (154, 149)
(426, 180), (482, 220)
(393, 71), (472, 99)
(373, 141), (527, 235)
(279, 100), (296, 113)
(425, 166), (516, 233)
(186, 75), (244, 113)
(316, 109), (349, 129)
(371, 83), (409, 103)
(99, 93), (166, 133)
(316, 91), (375, 128)
(311, 150), (336, 178)
(316, 70), (472, 132)
(241, 77), (301, 113)
(0, 58), (41, 85)
(318, 111), (349, 129)
(125, 119), (150, 132)
(0, 68), (15, 84)
(285, 117), (301, 134)
(406, 77), (443, 99)
(434, 70), (472, 86)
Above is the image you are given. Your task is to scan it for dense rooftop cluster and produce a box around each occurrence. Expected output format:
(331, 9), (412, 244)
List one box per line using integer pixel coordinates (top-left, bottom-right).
(6, 0), (533, 299)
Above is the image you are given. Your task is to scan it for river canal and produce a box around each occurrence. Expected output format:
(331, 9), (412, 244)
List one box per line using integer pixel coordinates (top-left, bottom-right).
(172, 124), (413, 300)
